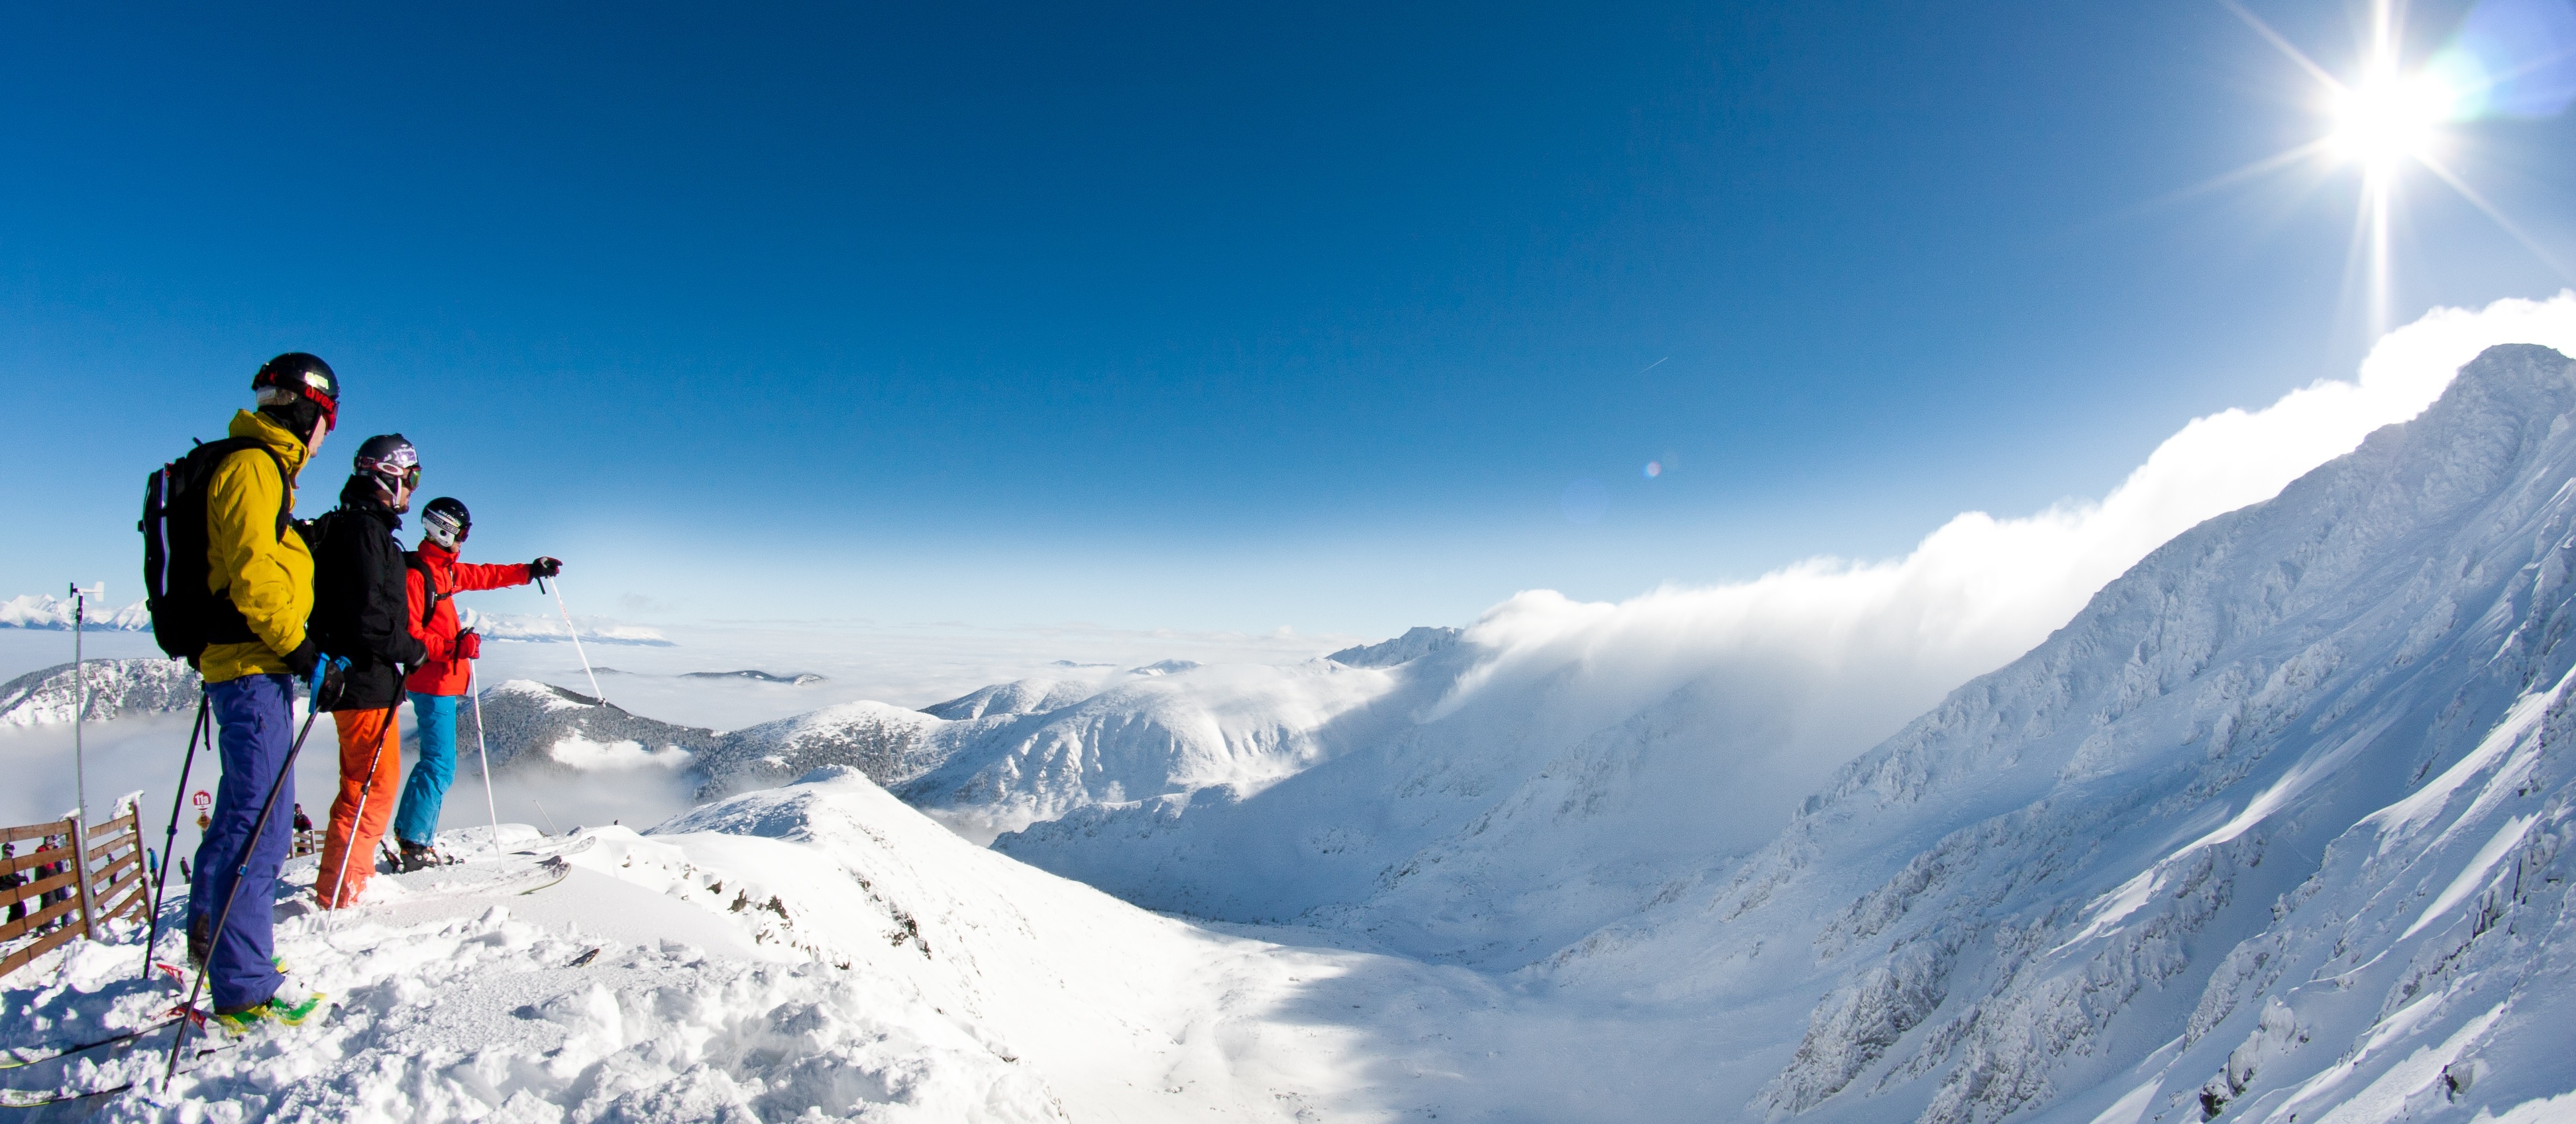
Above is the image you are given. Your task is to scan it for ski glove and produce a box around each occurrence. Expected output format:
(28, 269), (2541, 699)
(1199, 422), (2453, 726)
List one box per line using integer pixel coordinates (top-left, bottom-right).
(281, 637), (321, 678)
(455, 630), (482, 661)
(307, 654), (351, 712)
(528, 557), (563, 579)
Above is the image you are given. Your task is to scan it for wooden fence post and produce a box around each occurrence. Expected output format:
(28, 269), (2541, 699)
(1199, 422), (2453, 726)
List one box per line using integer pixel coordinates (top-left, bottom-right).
(66, 814), (95, 942)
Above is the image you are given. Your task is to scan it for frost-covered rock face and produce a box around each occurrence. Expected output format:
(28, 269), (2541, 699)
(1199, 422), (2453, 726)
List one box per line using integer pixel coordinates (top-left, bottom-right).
(0, 658), (199, 726)
(1527, 343), (2576, 1124)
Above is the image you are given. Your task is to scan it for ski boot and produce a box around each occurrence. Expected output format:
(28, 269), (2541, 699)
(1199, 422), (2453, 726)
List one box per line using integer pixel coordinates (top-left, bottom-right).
(211, 985), (327, 1035)
(397, 841), (441, 873)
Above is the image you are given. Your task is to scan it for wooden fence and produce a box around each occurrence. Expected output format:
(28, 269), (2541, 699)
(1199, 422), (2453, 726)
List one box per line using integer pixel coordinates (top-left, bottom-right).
(0, 801), (146, 982)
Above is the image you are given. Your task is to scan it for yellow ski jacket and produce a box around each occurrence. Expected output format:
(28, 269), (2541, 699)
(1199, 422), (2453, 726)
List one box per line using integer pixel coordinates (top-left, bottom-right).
(199, 410), (315, 683)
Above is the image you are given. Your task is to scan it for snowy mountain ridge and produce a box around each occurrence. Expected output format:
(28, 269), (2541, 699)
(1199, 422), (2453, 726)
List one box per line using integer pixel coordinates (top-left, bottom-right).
(0, 658), (199, 726)
(0, 595), (149, 630)
(1512, 342), (2576, 1124)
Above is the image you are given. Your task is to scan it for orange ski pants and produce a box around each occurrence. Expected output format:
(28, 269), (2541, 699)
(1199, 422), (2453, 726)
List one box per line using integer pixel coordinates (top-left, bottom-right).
(313, 708), (402, 908)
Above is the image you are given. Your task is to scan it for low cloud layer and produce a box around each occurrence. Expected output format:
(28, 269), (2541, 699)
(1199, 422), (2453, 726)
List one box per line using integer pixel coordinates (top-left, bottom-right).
(1434, 293), (2576, 818)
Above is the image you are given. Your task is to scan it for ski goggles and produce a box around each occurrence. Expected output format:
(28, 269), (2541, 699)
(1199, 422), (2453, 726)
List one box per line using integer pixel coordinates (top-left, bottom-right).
(422, 510), (467, 547)
(356, 458), (421, 490)
(256, 380), (340, 431)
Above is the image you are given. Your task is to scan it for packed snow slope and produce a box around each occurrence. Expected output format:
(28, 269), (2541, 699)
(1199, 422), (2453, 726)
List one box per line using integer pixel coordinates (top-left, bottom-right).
(6, 769), (1719, 1123)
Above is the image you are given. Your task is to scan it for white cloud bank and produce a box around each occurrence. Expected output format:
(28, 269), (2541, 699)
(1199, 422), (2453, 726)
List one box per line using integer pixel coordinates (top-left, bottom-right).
(1433, 293), (2576, 811)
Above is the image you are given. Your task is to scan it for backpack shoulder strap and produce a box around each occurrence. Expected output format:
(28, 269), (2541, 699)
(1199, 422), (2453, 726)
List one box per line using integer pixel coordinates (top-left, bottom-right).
(190, 437), (297, 541)
(405, 551), (446, 629)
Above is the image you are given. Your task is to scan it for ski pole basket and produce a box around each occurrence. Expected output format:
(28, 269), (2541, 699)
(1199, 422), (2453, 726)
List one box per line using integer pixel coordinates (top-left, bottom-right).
(0, 801), (147, 982)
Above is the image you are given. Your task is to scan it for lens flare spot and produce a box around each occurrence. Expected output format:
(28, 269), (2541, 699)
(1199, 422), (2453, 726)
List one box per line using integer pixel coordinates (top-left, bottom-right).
(1643, 461), (1662, 478)
(1561, 479), (1609, 524)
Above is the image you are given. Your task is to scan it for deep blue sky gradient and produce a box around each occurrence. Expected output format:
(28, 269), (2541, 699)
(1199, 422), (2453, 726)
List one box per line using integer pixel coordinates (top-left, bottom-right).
(3, 1), (2571, 636)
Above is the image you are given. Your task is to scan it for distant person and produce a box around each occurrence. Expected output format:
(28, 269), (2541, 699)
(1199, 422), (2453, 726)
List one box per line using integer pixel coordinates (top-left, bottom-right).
(392, 496), (561, 871)
(2, 842), (21, 923)
(309, 435), (431, 908)
(292, 805), (311, 833)
(184, 351), (335, 1033)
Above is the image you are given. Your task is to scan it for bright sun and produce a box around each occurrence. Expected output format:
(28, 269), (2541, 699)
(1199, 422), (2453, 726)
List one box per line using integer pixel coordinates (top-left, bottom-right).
(2326, 66), (2457, 170)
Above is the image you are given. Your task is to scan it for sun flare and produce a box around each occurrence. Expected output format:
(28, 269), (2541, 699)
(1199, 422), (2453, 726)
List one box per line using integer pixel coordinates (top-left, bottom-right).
(2215, 0), (2569, 337)
(2326, 66), (2457, 170)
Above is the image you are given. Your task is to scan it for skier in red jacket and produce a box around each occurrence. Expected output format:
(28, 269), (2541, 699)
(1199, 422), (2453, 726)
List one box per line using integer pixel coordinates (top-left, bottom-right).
(390, 496), (561, 871)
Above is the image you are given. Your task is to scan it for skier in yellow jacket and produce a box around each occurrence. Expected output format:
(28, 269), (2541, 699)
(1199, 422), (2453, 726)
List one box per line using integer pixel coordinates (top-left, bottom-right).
(187, 352), (338, 1031)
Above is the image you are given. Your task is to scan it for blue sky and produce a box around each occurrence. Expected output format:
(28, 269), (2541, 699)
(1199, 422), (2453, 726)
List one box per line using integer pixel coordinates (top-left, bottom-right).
(3, 1), (2571, 640)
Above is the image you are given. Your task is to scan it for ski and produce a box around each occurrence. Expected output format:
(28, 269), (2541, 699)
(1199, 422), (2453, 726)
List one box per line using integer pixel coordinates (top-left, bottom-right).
(0, 1082), (133, 1109)
(0, 1017), (182, 1070)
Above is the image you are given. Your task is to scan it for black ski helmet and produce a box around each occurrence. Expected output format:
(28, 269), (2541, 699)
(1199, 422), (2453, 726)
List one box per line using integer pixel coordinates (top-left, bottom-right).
(352, 433), (419, 482)
(421, 496), (470, 549)
(251, 353), (341, 433)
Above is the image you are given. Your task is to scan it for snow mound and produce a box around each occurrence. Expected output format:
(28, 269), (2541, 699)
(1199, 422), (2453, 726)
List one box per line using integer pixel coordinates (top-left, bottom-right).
(0, 769), (1517, 1122)
(1326, 626), (1463, 668)
(0, 659), (199, 726)
(0, 595), (150, 631)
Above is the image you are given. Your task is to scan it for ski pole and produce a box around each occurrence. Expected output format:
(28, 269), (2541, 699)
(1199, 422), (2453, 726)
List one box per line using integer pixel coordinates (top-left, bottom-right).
(140, 691), (211, 979)
(468, 660), (500, 855)
(322, 708), (395, 914)
(537, 575), (606, 706)
(166, 658), (341, 1083)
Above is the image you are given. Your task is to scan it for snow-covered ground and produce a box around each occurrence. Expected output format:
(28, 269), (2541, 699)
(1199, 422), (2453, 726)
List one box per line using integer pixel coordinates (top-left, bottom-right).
(2, 771), (1737, 1123)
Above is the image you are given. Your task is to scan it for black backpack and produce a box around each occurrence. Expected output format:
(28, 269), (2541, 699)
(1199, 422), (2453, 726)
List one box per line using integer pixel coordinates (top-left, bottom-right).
(140, 437), (295, 664)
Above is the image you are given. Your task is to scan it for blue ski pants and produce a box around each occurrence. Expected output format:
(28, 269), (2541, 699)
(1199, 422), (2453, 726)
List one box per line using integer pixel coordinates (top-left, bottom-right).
(392, 692), (459, 846)
(188, 673), (295, 1013)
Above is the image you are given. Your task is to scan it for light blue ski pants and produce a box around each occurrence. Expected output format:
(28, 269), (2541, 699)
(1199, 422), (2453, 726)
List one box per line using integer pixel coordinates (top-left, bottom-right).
(392, 692), (459, 846)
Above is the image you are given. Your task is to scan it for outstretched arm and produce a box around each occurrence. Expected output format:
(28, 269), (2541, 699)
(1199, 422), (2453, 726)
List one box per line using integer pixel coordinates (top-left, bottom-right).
(451, 560), (535, 592)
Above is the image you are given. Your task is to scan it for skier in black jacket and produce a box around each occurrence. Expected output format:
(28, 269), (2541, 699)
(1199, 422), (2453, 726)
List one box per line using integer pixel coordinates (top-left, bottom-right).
(307, 434), (431, 908)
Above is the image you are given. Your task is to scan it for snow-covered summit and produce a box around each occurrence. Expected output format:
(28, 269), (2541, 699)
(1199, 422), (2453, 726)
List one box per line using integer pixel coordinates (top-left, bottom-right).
(0, 595), (149, 631)
(1326, 625), (1463, 667)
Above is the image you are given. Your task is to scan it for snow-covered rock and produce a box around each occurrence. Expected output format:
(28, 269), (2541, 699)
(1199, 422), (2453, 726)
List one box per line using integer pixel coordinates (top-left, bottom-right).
(0, 659), (199, 726)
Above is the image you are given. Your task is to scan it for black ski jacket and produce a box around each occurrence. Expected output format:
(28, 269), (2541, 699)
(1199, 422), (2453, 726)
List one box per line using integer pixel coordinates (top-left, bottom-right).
(308, 479), (429, 711)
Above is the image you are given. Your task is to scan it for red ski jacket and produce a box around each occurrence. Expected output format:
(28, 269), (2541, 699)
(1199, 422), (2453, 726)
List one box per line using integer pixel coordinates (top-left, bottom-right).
(403, 541), (533, 697)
